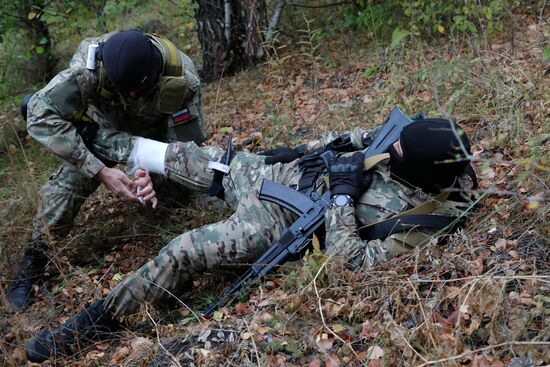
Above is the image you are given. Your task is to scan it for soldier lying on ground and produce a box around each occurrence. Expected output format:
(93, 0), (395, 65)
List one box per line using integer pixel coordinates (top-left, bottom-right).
(8, 29), (207, 311)
(23, 118), (475, 362)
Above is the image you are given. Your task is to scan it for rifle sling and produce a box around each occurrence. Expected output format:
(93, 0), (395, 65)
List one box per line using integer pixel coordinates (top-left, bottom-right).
(363, 153), (389, 170)
(358, 214), (457, 241)
(358, 190), (452, 241)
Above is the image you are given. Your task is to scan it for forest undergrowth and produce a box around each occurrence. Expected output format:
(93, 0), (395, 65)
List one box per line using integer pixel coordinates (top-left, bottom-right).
(0, 12), (549, 367)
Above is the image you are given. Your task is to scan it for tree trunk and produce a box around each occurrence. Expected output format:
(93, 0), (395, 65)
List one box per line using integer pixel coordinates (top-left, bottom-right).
(25, 12), (57, 81)
(193, 0), (266, 82)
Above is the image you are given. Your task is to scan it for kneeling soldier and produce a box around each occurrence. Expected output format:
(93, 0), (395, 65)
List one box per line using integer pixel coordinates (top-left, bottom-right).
(8, 29), (207, 311)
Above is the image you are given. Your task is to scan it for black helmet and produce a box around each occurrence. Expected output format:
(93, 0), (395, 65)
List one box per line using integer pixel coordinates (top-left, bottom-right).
(101, 29), (163, 93)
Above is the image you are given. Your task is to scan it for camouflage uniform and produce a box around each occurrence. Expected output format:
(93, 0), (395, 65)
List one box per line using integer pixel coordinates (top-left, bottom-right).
(105, 129), (470, 318)
(26, 32), (206, 247)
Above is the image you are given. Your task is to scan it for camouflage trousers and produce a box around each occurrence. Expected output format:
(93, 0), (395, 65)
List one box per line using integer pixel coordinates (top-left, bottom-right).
(105, 142), (301, 318)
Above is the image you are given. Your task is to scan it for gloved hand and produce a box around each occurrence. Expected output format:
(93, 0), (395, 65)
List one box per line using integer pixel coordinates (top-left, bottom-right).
(259, 145), (306, 165)
(321, 151), (370, 201)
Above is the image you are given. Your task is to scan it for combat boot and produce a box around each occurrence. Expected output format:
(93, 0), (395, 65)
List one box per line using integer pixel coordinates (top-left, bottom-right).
(25, 299), (119, 363)
(7, 246), (48, 311)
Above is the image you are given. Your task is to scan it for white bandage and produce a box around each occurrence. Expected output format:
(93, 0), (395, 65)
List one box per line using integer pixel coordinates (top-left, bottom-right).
(207, 161), (230, 174)
(127, 137), (168, 175)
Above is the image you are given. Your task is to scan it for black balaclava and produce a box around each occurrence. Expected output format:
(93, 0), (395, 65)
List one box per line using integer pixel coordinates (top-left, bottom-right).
(101, 29), (163, 94)
(388, 118), (471, 193)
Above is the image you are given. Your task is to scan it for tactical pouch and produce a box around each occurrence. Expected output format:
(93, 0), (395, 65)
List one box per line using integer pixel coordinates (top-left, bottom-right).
(169, 115), (206, 145)
(155, 76), (188, 114)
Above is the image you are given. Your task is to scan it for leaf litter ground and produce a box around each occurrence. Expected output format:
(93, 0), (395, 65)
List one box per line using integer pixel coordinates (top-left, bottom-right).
(0, 15), (549, 367)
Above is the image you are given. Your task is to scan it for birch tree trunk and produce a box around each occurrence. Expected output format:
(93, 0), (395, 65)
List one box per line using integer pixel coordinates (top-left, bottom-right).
(193, 0), (267, 82)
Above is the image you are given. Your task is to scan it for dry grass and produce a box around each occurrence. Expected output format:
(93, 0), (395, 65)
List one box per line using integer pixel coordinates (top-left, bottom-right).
(0, 11), (549, 367)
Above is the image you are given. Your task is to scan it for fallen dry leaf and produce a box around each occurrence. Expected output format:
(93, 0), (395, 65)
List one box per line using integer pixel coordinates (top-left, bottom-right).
(130, 336), (154, 352)
(366, 345), (384, 360)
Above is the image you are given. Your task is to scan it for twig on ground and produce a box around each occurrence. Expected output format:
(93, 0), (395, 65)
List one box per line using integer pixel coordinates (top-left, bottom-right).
(418, 341), (550, 366)
(389, 318), (428, 363)
(312, 256), (361, 360)
(243, 318), (261, 366)
(144, 304), (182, 367)
(406, 279), (440, 355)
(142, 278), (202, 322)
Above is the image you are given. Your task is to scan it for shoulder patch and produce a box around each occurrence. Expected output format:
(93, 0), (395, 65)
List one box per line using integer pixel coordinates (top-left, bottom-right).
(171, 108), (193, 125)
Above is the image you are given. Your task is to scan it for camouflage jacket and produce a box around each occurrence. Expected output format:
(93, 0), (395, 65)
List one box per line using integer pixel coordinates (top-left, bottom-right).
(299, 128), (472, 270)
(27, 32), (206, 179)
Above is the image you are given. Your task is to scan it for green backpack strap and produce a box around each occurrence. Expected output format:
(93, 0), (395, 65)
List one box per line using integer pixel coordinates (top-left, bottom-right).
(150, 36), (184, 76)
(97, 67), (115, 99)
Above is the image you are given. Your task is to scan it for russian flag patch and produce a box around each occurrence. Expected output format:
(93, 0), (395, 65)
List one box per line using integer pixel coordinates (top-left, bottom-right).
(171, 108), (192, 125)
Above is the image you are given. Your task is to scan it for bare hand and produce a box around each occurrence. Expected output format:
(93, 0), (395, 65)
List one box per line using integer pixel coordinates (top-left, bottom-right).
(133, 169), (158, 209)
(96, 167), (138, 202)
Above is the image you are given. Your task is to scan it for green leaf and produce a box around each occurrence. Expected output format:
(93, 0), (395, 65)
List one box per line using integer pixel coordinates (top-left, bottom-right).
(39, 37), (48, 45)
(213, 310), (223, 321)
(363, 65), (380, 79)
(391, 28), (411, 48)
(179, 316), (194, 326)
(544, 46), (550, 62)
(35, 46), (45, 54)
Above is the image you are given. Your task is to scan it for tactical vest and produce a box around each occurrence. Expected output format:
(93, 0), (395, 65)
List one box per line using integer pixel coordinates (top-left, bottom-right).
(361, 153), (476, 249)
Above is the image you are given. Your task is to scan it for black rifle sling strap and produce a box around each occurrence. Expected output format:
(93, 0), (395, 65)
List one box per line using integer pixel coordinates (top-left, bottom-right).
(358, 188), (457, 242)
(358, 214), (458, 241)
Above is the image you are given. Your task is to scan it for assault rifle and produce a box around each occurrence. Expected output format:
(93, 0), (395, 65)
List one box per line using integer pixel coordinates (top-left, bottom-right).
(202, 108), (414, 317)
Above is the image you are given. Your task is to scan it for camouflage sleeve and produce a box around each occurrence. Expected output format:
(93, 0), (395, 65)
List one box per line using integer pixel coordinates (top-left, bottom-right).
(92, 129), (135, 164)
(324, 205), (408, 271)
(26, 69), (105, 178)
(179, 50), (207, 144)
(324, 206), (366, 270)
(79, 105), (135, 164)
(304, 127), (371, 152)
